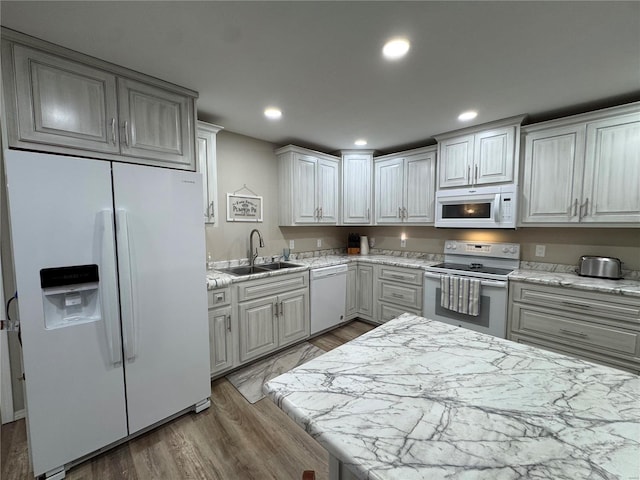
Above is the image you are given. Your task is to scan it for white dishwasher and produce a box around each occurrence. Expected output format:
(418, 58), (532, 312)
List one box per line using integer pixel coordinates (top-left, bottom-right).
(310, 264), (348, 335)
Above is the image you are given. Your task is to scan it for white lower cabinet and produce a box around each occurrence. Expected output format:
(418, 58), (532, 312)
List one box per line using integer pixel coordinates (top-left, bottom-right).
(208, 287), (236, 376)
(239, 298), (279, 362)
(357, 265), (375, 320)
(345, 263), (374, 321)
(237, 272), (310, 364)
(508, 281), (640, 374)
(375, 265), (423, 324)
(209, 306), (234, 375)
(346, 265), (358, 318)
(278, 289), (309, 346)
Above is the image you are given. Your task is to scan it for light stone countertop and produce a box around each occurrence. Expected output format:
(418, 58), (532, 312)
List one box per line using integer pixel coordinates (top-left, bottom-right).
(264, 313), (640, 480)
(509, 269), (640, 298)
(205, 251), (640, 297)
(205, 253), (442, 290)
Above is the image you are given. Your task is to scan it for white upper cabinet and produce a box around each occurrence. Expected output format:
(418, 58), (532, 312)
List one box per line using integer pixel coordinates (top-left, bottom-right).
(341, 150), (374, 225)
(374, 147), (436, 225)
(436, 116), (524, 188)
(9, 44), (120, 154)
(521, 124), (586, 223)
(117, 78), (194, 168)
(277, 145), (340, 225)
(197, 121), (224, 224)
(582, 114), (640, 223)
(521, 103), (640, 226)
(2, 28), (198, 170)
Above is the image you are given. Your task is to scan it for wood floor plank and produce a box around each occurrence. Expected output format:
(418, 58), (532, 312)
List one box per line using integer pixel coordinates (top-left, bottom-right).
(310, 320), (375, 352)
(1, 321), (370, 479)
(1, 419), (31, 480)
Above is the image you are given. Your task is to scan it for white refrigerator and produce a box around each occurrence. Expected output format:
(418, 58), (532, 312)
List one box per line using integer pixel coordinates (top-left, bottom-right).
(4, 150), (211, 479)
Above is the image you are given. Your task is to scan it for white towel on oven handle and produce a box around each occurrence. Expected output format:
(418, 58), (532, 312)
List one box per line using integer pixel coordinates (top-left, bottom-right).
(440, 275), (481, 316)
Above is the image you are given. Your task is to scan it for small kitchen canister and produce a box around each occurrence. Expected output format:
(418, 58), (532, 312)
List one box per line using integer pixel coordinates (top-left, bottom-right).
(360, 235), (369, 255)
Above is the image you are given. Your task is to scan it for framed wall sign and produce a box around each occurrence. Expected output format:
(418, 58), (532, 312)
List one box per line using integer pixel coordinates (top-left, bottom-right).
(226, 193), (263, 222)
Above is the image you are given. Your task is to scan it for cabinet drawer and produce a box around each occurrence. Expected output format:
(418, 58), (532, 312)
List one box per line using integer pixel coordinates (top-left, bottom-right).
(208, 287), (231, 309)
(378, 281), (422, 310)
(377, 265), (423, 286)
(377, 302), (422, 323)
(511, 282), (640, 323)
(512, 304), (640, 356)
(237, 272), (308, 302)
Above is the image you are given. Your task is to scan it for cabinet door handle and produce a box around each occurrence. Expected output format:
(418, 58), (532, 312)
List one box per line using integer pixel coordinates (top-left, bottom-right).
(280, 301), (284, 317)
(390, 274), (405, 279)
(319, 207), (323, 219)
(208, 201), (215, 221)
(571, 199), (578, 217)
(367, 208), (370, 221)
(398, 207), (402, 219)
(123, 120), (130, 146)
(474, 165), (478, 185)
(403, 207), (407, 219)
(226, 315), (231, 332)
(579, 198), (589, 219)
(391, 293), (404, 298)
(467, 165), (471, 184)
(274, 302), (279, 317)
(110, 118), (116, 145)
(559, 328), (587, 338)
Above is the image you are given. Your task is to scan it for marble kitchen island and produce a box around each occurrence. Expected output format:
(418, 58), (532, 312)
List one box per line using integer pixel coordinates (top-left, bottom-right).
(264, 313), (640, 480)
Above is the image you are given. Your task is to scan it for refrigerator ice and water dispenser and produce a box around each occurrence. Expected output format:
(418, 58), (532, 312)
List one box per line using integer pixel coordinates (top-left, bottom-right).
(40, 264), (101, 329)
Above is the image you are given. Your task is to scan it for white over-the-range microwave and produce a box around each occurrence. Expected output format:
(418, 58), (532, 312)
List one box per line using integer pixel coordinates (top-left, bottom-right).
(434, 183), (517, 229)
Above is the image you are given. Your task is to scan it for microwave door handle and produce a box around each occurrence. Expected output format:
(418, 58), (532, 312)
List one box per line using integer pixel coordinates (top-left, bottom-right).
(493, 194), (500, 222)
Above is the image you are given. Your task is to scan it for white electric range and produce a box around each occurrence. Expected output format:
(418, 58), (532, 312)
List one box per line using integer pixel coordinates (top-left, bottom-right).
(423, 240), (520, 338)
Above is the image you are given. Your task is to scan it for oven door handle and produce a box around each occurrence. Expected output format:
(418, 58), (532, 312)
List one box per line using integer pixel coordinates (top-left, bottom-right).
(423, 271), (508, 288)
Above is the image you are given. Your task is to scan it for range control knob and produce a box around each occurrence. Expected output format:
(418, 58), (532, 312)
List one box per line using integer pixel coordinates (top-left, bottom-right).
(510, 246), (518, 254)
(502, 247), (509, 253)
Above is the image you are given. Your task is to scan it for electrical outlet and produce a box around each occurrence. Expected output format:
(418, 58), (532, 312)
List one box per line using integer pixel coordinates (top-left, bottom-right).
(535, 245), (546, 257)
(289, 240), (295, 250)
(400, 238), (407, 248)
(317, 238), (322, 248)
(369, 237), (376, 247)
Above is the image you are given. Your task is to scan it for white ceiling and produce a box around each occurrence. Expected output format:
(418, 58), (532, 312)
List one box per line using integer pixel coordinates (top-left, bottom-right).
(2, 1), (639, 154)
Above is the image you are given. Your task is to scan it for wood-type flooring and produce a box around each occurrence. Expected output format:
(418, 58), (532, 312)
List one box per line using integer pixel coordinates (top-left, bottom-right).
(1, 320), (375, 480)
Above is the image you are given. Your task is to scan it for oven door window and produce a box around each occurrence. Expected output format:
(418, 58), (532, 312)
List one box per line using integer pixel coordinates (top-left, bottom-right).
(441, 202), (491, 219)
(435, 287), (491, 327)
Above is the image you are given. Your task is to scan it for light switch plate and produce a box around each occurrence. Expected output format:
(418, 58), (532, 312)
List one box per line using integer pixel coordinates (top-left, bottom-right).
(535, 245), (546, 257)
(289, 240), (295, 250)
(317, 239), (322, 248)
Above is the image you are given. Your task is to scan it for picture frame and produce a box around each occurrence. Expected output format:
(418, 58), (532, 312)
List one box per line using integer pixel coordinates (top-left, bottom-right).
(226, 193), (263, 222)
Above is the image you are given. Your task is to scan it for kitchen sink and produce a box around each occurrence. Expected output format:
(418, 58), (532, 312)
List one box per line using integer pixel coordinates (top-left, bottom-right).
(256, 261), (303, 270)
(216, 265), (269, 276)
(216, 262), (303, 276)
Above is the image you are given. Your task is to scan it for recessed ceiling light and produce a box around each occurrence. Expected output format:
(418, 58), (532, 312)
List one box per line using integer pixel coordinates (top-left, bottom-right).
(354, 139), (367, 146)
(264, 107), (282, 120)
(382, 38), (410, 60)
(458, 110), (478, 121)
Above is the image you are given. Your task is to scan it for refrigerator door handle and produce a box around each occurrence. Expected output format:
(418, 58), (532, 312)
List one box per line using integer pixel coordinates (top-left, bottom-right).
(100, 209), (122, 365)
(117, 209), (137, 361)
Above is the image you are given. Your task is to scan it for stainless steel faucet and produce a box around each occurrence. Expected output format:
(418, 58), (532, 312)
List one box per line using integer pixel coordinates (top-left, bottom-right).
(249, 229), (264, 267)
